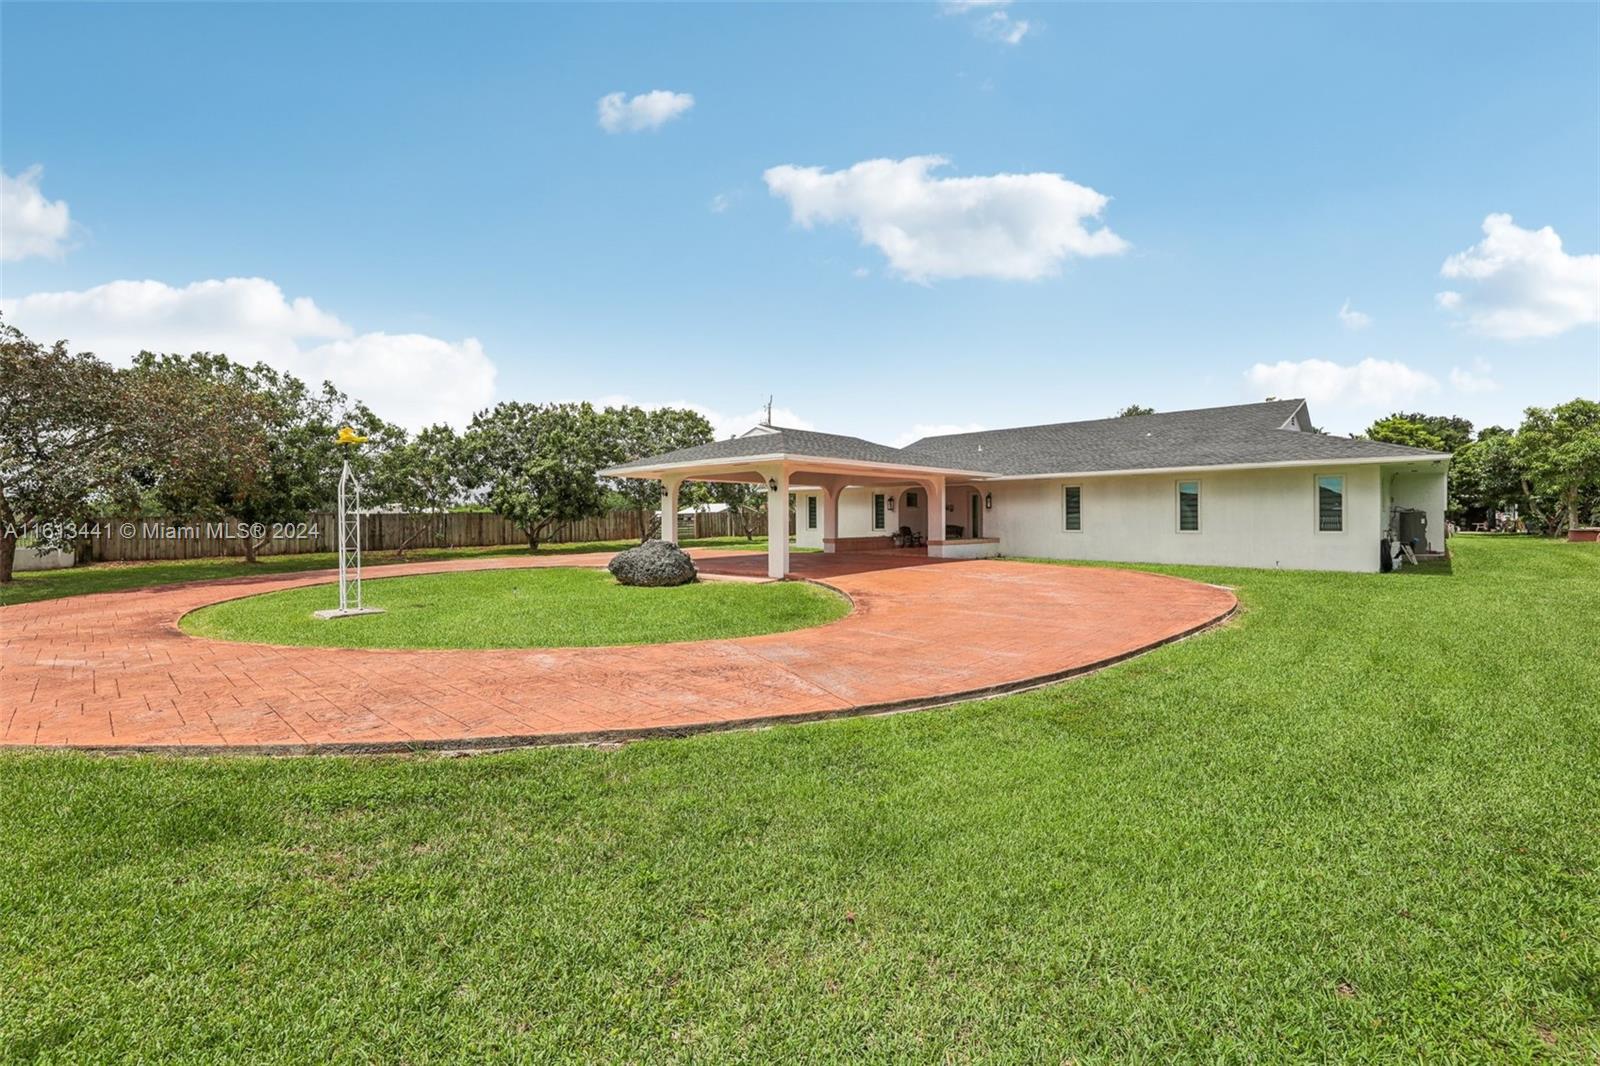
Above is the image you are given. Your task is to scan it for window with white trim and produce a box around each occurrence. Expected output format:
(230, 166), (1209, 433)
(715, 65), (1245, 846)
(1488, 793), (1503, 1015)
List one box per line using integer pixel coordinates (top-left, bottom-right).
(872, 493), (886, 530)
(1317, 475), (1344, 532)
(807, 495), (818, 529)
(1063, 486), (1082, 531)
(1177, 480), (1200, 532)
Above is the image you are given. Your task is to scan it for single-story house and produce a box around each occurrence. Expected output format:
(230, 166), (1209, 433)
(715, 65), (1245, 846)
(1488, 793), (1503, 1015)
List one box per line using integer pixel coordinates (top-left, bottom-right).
(600, 399), (1451, 578)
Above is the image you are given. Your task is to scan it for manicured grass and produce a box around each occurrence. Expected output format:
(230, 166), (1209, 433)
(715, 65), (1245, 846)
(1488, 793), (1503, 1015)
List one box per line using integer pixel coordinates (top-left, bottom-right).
(180, 566), (850, 649)
(0, 536), (791, 608)
(2, 537), (1596, 1060)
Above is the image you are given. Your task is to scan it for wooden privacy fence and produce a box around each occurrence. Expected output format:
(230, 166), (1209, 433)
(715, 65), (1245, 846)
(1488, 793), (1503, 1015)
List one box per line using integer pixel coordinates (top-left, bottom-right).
(87, 509), (771, 563)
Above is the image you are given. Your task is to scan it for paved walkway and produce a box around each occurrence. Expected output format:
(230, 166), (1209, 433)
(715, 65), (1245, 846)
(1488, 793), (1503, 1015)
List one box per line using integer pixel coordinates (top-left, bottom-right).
(0, 551), (1236, 753)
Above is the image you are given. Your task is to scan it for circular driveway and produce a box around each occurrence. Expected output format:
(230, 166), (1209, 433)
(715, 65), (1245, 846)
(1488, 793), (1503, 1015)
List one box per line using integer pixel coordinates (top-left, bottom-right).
(0, 550), (1236, 753)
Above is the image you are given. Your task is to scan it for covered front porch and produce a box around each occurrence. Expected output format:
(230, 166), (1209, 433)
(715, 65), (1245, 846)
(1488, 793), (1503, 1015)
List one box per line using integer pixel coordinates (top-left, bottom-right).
(602, 433), (1000, 579)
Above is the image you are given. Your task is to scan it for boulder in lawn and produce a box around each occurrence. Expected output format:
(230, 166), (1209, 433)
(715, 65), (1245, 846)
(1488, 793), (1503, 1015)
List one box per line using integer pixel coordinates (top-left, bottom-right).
(607, 540), (698, 587)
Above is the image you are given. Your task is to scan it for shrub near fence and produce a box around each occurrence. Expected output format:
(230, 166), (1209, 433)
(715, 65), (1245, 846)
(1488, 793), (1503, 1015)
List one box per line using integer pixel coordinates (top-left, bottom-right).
(86, 509), (767, 563)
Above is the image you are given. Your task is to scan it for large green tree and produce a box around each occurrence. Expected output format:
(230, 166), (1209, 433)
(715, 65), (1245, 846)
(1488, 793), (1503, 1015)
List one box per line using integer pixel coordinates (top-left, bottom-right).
(128, 353), (399, 562)
(1367, 412), (1475, 453)
(602, 405), (715, 542)
(1447, 428), (1522, 524)
(1512, 399), (1600, 535)
(464, 402), (609, 550)
(372, 423), (469, 557)
(0, 321), (140, 583)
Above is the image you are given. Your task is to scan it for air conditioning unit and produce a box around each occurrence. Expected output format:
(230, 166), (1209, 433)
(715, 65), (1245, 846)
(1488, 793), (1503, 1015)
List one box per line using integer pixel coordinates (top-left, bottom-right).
(1392, 508), (1429, 553)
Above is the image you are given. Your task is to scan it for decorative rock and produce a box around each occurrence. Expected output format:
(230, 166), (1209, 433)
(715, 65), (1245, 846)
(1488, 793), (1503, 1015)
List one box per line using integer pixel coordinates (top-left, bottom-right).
(607, 540), (698, 587)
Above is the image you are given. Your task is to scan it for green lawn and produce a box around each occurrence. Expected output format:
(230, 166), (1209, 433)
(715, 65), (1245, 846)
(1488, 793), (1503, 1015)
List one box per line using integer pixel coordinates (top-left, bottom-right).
(180, 566), (849, 649)
(0, 535), (790, 608)
(2, 536), (1596, 1061)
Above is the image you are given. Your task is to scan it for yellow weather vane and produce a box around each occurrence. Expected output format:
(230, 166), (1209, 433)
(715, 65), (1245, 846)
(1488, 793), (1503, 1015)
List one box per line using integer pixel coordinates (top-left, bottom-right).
(334, 426), (369, 446)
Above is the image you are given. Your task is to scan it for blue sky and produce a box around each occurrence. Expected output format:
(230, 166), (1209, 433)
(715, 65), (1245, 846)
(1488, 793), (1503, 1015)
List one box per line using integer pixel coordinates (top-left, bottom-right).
(2, 1), (1596, 441)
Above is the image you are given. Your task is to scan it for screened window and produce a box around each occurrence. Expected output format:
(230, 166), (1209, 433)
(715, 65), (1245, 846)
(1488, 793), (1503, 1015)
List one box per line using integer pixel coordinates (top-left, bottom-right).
(872, 493), (886, 530)
(807, 495), (818, 529)
(1317, 475), (1344, 532)
(1063, 486), (1082, 531)
(906, 491), (919, 508)
(1177, 481), (1200, 531)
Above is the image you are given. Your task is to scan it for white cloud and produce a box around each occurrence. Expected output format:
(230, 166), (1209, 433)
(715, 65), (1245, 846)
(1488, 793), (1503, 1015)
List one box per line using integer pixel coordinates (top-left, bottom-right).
(941, 0), (1031, 45)
(891, 422), (986, 447)
(976, 10), (1031, 44)
(1, 166), (73, 262)
(1449, 358), (1500, 394)
(1436, 213), (1599, 339)
(764, 155), (1127, 283)
(597, 90), (694, 133)
(1244, 357), (1439, 407)
(0, 278), (495, 429)
(1337, 298), (1372, 330)
(709, 193), (732, 213)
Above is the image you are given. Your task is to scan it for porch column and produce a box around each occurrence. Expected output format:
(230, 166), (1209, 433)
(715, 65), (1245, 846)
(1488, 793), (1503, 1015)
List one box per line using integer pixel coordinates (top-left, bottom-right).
(660, 477), (683, 544)
(763, 466), (790, 578)
(922, 476), (947, 554)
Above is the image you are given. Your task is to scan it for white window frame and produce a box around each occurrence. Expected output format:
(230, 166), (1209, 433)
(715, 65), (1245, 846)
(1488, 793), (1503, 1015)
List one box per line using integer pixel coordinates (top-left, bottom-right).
(1063, 485), (1083, 532)
(1176, 479), (1201, 533)
(872, 493), (886, 531)
(807, 494), (818, 530)
(1315, 474), (1345, 534)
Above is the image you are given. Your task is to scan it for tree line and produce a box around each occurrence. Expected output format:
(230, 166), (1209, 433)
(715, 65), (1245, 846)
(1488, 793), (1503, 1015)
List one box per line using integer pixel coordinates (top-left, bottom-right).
(0, 320), (761, 584)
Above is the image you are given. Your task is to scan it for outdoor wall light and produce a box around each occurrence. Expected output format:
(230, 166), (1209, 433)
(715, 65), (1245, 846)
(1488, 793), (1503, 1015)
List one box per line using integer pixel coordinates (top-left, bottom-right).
(984, 492), (993, 510)
(767, 477), (779, 492)
(887, 497), (895, 511)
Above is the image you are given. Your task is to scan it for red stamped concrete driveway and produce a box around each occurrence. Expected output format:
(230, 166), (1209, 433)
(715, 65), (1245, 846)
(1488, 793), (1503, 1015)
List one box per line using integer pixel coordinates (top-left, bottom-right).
(0, 551), (1235, 753)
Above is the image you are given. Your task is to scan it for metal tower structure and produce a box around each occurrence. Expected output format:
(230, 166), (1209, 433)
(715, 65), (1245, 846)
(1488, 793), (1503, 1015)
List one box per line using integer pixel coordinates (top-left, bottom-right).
(315, 426), (384, 619)
(336, 457), (363, 612)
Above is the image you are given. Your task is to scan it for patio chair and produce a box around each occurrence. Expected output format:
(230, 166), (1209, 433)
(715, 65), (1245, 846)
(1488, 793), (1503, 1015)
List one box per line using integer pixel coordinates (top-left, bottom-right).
(891, 526), (926, 548)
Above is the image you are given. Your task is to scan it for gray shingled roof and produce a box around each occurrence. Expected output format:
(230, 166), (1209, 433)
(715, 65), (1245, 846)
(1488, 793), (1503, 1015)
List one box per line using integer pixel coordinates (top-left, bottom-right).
(604, 400), (1450, 477)
(899, 399), (1448, 475)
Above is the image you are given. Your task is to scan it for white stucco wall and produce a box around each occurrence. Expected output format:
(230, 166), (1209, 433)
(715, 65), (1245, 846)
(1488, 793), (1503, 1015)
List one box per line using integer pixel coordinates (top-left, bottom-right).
(837, 485), (902, 537)
(831, 464), (1451, 572)
(12, 546), (76, 571)
(986, 465), (1393, 572)
(834, 483), (988, 539)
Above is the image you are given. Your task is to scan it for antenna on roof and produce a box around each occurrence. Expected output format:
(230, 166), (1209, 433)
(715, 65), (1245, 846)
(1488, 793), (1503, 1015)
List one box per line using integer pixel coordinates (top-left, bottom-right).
(764, 395), (773, 425)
